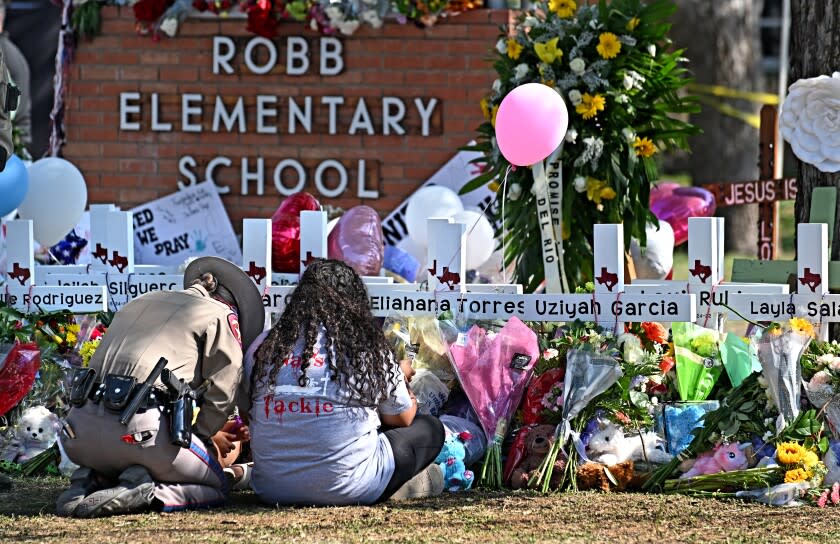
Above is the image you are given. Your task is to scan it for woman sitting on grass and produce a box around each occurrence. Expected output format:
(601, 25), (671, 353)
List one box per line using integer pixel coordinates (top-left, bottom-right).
(243, 259), (445, 505)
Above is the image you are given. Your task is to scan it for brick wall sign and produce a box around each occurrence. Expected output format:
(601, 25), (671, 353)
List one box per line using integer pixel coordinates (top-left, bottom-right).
(62, 8), (508, 229)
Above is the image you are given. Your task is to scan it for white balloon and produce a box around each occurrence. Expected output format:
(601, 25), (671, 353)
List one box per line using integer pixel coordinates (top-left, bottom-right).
(452, 210), (495, 270)
(405, 186), (463, 246)
(17, 158), (88, 246)
(630, 221), (675, 280)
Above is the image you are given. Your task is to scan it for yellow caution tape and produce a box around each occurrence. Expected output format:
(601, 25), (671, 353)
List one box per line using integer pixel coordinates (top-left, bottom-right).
(688, 83), (780, 105)
(695, 95), (761, 129)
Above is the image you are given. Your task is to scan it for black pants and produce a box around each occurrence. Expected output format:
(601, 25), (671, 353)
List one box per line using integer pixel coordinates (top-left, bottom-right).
(376, 415), (445, 502)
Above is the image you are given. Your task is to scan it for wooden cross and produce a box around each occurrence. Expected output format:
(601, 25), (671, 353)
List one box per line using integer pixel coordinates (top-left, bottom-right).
(700, 105), (797, 260)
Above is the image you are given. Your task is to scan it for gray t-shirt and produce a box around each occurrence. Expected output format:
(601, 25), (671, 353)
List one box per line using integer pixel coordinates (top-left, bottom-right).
(244, 328), (413, 505)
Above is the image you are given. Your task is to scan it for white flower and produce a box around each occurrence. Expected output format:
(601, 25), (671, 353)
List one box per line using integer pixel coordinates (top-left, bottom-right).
(568, 89), (582, 106)
(649, 374), (663, 385)
(337, 20), (361, 35)
(310, 18), (319, 30)
(650, 396), (658, 405)
(618, 333), (644, 364)
(564, 127), (578, 144)
(781, 72), (840, 172)
(615, 94), (629, 104)
(496, 38), (507, 55)
(569, 58), (586, 75)
(830, 357), (840, 371)
(325, 6), (342, 19)
(360, 10), (382, 28)
(543, 348), (559, 360)
(159, 17), (178, 37)
(647, 44), (656, 57)
(524, 16), (538, 27)
(622, 127), (635, 142)
(492, 79), (502, 93)
(573, 176), (587, 192)
(622, 70), (645, 91)
(508, 183), (522, 200)
(514, 63), (529, 80)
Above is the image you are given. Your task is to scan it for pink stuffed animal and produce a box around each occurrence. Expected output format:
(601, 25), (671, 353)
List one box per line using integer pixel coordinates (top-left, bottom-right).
(680, 442), (748, 479)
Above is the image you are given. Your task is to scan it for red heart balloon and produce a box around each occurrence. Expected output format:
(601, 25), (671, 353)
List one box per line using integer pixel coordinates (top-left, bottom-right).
(327, 206), (384, 276)
(0, 343), (41, 417)
(270, 192), (320, 273)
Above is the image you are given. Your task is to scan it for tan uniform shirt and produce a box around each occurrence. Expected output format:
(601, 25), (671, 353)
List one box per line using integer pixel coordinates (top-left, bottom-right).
(88, 285), (244, 439)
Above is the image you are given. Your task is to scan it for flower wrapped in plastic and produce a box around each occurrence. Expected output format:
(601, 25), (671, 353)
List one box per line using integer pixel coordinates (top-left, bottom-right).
(0, 342), (41, 417)
(671, 322), (724, 401)
(529, 346), (623, 492)
(447, 316), (539, 488)
(754, 319), (813, 427)
(383, 314), (457, 386)
(801, 344), (840, 434)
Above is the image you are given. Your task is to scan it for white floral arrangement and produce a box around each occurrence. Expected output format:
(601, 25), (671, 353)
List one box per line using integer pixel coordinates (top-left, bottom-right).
(781, 72), (840, 173)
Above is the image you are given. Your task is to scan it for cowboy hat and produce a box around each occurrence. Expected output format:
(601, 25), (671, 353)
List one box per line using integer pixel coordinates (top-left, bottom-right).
(184, 256), (263, 349)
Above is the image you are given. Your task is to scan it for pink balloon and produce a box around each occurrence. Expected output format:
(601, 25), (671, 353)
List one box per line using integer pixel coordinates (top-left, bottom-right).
(495, 83), (569, 166)
(649, 184), (716, 246)
(327, 206), (384, 276)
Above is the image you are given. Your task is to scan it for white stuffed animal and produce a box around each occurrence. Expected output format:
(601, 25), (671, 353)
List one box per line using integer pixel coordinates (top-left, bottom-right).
(627, 431), (673, 465)
(586, 420), (673, 465)
(11, 406), (60, 463)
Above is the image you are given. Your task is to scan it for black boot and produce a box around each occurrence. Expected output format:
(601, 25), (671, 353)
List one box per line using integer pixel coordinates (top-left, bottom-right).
(55, 467), (102, 517)
(73, 465), (155, 518)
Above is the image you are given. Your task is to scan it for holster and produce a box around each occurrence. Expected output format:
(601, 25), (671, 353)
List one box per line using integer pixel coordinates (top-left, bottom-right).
(103, 375), (137, 411)
(69, 368), (97, 407)
(169, 394), (194, 449)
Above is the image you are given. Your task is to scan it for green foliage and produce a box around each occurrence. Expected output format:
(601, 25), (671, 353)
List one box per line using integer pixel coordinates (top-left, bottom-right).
(462, 0), (699, 292)
(71, 1), (104, 41)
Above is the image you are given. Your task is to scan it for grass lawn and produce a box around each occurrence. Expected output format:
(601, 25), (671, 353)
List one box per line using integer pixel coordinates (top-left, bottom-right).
(3, 475), (840, 543)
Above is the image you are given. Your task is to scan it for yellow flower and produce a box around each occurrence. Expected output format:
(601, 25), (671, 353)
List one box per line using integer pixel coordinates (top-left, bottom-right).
(633, 136), (657, 158)
(789, 317), (816, 339)
(67, 323), (81, 334)
(480, 97), (490, 120)
(490, 104), (500, 127)
(488, 181), (500, 192)
(802, 450), (820, 469)
(777, 442), (805, 465)
(626, 17), (640, 31)
(507, 38), (523, 60)
(596, 32), (621, 59)
(600, 187), (617, 201)
(575, 93), (606, 120)
(784, 468), (809, 483)
(535, 37), (563, 64)
(585, 178), (615, 205)
(66, 332), (77, 346)
(549, 0), (576, 18)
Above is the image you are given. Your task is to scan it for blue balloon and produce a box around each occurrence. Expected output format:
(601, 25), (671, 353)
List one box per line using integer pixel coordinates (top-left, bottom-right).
(0, 155), (28, 217)
(383, 245), (420, 282)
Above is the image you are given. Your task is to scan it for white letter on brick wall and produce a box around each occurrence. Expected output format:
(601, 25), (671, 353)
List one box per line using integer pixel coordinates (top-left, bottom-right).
(414, 98), (438, 137)
(212, 36), (236, 75)
(321, 96), (344, 135)
(382, 97), (406, 136)
(213, 96), (246, 133)
(320, 37), (344, 76)
(287, 37), (310, 76)
(182, 94), (203, 133)
(349, 98), (374, 135)
(356, 160), (378, 199)
(177, 156), (198, 190)
(241, 157), (265, 196)
(257, 95), (278, 134)
(274, 159), (306, 196)
(288, 97), (312, 134)
(314, 160), (348, 198)
(151, 93), (172, 132)
(205, 157), (232, 194)
(245, 37), (278, 75)
(119, 92), (141, 131)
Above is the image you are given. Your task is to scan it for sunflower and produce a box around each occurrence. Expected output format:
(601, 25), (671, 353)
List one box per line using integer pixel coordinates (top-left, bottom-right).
(507, 38), (523, 60)
(777, 442), (806, 465)
(626, 16), (640, 31)
(789, 317), (816, 339)
(802, 450), (820, 469)
(784, 468), (809, 483)
(596, 32), (621, 59)
(633, 136), (657, 157)
(575, 93), (606, 119)
(480, 97), (491, 120)
(548, 0), (576, 18)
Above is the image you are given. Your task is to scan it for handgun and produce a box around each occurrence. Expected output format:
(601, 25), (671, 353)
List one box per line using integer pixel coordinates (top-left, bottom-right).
(119, 357), (168, 425)
(161, 368), (194, 448)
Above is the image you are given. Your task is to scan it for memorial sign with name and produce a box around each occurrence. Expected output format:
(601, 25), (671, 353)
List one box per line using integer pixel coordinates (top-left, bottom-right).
(130, 182), (242, 266)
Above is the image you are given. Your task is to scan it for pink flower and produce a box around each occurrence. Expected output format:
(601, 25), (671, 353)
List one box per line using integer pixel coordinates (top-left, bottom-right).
(810, 371), (833, 387)
(818, 490), (829, 508)
(830, 358), (840, 371)
(832, 482), (840, 505)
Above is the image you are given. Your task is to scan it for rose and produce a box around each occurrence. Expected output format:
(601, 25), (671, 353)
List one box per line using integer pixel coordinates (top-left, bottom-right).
(830, 357), (840, 371)
(780, 72), (840, 173)
(133, 0), (169, 23)
(640, 322), (668, 344)
(810, 370), (833, 387)
(569, 58), (585, 75)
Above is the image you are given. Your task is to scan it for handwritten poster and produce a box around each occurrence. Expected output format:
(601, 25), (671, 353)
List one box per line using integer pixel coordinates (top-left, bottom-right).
(130, 181), (242, 266)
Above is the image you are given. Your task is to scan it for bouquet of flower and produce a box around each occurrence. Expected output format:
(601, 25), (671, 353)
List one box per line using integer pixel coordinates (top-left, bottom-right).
(461, 0), (699, 292)
(671, 322), (723, 401)
(801, 339), (840, 435)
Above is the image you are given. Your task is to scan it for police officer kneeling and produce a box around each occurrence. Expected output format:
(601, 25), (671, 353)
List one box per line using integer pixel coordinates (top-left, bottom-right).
(56, 257), (263, 517)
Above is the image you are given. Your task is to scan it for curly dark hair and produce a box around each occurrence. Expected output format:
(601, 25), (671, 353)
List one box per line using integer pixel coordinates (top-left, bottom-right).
(252, 258), (398, 407)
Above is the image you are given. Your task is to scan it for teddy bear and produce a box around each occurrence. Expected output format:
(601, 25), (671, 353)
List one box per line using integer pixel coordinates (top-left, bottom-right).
(434, 431), (475, 492)
(576, 460), (635, 492)
(8, 406), (60, 463)
(680, 442), (749, 479)
(508, 424), (567, 490)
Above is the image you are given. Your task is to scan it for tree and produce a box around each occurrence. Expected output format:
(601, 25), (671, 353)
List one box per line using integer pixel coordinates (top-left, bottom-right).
(669, 0), (765, 255)
(790, 1), (840, 260)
